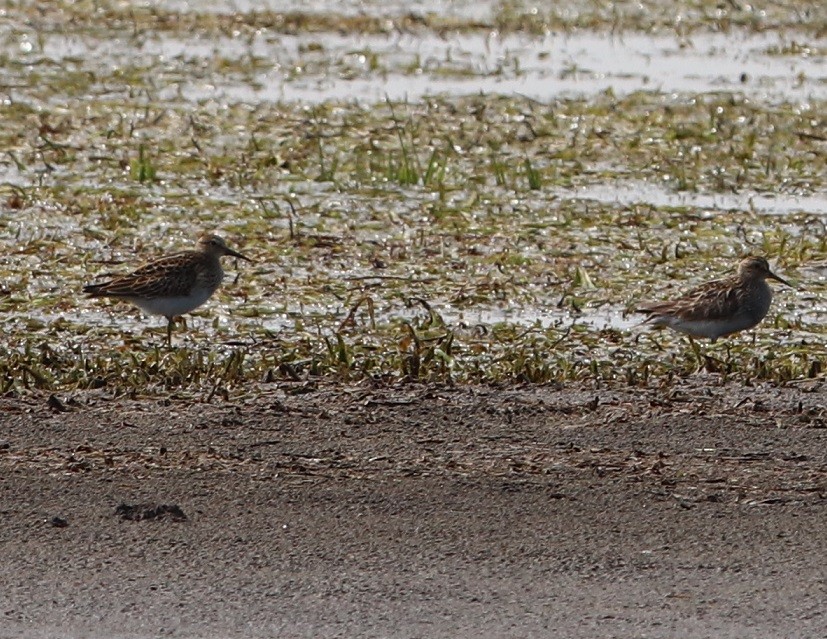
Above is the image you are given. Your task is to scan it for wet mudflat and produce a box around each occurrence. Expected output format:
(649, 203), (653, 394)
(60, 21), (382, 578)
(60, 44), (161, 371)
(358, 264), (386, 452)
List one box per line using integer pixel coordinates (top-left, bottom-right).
(0, 0), (825, 374)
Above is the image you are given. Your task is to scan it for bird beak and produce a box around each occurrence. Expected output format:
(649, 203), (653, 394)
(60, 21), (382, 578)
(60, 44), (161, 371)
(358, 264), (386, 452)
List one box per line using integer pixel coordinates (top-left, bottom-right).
(225, 247), (252, 262)
(767, 270), (792, 287)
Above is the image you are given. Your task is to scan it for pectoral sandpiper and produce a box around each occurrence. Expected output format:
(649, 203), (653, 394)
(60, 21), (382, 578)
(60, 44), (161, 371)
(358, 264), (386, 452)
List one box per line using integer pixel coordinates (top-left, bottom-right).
(84, 233), (251, 346)
(637, 256), (791, 343)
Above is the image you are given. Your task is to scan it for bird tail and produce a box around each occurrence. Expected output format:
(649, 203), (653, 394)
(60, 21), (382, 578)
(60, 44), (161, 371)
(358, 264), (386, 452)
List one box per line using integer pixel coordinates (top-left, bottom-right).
(83, 283), (106, 297)
(632, 305), (664, 327)
(634, 302), (669, 318)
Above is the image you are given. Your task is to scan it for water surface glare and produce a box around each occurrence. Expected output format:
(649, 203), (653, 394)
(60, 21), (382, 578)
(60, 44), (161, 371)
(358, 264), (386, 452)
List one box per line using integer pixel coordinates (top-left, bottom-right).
(556, 182), (827, 217)
(9, 29), (825, 105)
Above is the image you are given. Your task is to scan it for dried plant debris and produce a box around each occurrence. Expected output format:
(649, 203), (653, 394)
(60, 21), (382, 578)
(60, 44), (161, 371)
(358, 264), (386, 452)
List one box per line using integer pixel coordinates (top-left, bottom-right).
(115, 503), (188, 522)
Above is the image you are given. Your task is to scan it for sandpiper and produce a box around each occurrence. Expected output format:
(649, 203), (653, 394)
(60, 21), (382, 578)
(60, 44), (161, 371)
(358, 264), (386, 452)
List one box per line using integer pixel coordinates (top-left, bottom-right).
(84, 233), (251, 346)
(637, 256), (791, 343)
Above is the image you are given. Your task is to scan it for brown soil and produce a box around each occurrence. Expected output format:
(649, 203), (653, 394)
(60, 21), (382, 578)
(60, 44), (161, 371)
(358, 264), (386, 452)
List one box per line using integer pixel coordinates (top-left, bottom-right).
(1, 378), (826, 638)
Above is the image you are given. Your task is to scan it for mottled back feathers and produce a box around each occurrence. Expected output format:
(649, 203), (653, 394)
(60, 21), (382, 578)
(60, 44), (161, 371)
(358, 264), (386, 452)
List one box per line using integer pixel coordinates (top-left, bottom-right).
(637, 256), (790, 341)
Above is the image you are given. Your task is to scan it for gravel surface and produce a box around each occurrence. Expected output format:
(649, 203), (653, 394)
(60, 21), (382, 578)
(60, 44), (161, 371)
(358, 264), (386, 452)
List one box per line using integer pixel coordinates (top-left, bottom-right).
(1, 378), (826, 638)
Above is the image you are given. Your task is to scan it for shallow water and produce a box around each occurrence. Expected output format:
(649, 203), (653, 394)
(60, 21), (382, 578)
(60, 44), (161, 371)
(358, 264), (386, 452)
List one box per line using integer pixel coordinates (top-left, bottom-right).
(11, 29), (825, 105)
(155, 0), (491, 18)
(554, 181), (827, 217)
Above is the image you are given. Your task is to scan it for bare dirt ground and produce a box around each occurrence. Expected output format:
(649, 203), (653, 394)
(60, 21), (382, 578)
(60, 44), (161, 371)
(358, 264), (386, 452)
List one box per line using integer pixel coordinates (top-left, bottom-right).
(1, 377), (826, 638)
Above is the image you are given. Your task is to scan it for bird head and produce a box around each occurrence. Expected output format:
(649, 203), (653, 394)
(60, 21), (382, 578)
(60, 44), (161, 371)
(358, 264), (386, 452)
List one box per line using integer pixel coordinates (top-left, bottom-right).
(738, 256), (790, 286)
(197, 233), (251, 262)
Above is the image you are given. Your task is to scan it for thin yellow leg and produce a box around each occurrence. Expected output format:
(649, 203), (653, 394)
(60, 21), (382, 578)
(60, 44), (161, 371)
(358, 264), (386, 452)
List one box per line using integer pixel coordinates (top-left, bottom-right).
(688, 336), (703, 372)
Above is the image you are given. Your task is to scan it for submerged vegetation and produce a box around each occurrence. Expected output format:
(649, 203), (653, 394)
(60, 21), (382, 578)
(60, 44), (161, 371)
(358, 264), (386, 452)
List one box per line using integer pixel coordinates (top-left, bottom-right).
(0, 0), (824, 396)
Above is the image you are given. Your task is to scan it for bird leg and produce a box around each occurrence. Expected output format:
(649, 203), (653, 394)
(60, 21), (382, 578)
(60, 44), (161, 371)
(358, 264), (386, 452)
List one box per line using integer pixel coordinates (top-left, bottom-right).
(166, 316), (174, 348)
(687, 336), (703, 373)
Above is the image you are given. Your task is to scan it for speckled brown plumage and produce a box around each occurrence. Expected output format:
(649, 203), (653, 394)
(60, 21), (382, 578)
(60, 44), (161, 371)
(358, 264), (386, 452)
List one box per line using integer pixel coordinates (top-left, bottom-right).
(637, 256), (791, 342)
(84, 233), (251, 345)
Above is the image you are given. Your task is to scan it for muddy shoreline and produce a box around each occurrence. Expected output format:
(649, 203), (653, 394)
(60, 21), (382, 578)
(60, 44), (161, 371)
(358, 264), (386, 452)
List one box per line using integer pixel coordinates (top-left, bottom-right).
(1, 379), (825, 637)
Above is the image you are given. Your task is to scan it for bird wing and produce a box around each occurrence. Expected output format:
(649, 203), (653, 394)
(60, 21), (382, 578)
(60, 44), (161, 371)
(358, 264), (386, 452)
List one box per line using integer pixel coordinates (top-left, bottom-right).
(638, 278), (741, 322)
(84, 252), (198, 299)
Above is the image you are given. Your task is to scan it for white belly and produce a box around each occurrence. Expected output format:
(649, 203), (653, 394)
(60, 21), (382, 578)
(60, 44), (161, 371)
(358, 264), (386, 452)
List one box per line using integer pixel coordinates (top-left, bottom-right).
(663, 315), (761, 341)
(128, 288), (215, 318)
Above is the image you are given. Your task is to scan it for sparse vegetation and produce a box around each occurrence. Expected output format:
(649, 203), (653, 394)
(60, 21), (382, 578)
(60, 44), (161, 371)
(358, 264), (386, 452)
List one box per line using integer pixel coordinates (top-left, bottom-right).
(0, 0), (824, 396)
